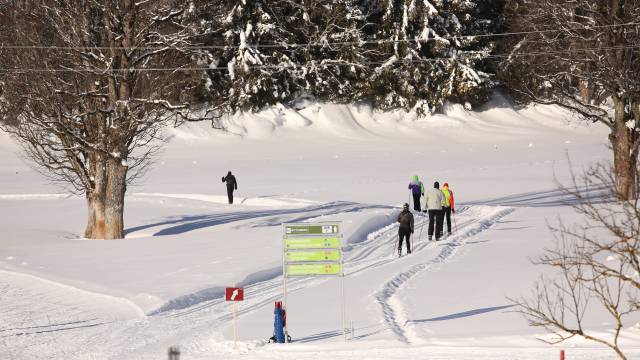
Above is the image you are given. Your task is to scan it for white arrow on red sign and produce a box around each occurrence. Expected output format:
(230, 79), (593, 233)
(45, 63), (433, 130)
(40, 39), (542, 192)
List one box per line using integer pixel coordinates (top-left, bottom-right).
(225, 287), (244, 301)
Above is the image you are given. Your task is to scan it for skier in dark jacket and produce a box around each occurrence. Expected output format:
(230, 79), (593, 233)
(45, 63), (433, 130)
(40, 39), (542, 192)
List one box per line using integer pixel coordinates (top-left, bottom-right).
(222, 171), (238, 204)
(397, 203), (414, 256)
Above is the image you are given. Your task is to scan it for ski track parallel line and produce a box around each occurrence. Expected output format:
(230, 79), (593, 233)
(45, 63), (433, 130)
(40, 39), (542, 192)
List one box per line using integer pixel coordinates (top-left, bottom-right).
(164, 206), (471, 324)
(24, 204), (502, 358)
(374, 207), (516, 344)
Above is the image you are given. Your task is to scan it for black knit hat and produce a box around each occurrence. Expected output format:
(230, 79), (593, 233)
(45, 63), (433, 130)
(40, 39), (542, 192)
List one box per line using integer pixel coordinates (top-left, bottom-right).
(434, 181), (439, 188)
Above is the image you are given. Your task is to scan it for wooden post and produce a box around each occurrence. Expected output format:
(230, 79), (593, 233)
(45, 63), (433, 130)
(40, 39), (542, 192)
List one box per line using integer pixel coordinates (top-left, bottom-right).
(341, 256), (347, 342)
(351, 320), (354, 340)
(233, 301), (238, 349)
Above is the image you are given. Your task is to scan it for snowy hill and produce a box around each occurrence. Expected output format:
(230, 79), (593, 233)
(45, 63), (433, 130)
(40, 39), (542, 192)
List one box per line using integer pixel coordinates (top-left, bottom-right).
(1, 102), (639, 360)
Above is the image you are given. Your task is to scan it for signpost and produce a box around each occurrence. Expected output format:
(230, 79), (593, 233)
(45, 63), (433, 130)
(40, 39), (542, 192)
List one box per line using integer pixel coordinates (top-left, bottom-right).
(282, 222), (346, 342)
(225, 286), (244, 348)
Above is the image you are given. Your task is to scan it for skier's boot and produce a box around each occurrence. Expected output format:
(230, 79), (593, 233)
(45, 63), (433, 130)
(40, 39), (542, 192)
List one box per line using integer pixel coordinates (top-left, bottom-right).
(428, 235), (432, 241)
(398, 249), (402, 257)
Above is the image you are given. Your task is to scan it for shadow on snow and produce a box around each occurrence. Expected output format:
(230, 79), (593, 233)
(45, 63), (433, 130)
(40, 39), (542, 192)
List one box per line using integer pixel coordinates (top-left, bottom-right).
(462, 185), (611, 208)
(125, 201), (394, 237)
(407, 304), (515, 323)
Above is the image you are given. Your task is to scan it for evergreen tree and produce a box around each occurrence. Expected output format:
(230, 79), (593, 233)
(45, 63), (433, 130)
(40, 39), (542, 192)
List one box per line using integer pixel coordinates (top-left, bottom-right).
(364, 0), (503, 114)
(198, 0), (300, 112)
(196, 0), (505, 114)
(200, 0), (368, 112)
(297, 0), (369, 103)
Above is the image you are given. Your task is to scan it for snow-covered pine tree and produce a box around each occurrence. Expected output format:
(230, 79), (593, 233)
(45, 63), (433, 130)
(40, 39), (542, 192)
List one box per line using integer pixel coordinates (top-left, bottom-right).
(200, 1), (302, 112)
(445, 0), (505, 106)
(364, 0), (501, 114)
(296, 1), (369, 103)
(200, 0), (369, 112)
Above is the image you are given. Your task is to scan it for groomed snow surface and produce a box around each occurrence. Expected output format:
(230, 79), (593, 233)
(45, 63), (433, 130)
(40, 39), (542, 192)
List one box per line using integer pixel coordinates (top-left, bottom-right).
(1, 100), (639, 359)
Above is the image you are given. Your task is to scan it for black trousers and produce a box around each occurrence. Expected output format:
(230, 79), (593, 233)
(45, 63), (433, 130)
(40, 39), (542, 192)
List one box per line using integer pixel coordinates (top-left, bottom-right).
(227, 188), (234, 204)
(443, 206), (452, 233)
(398, 227), (412, 253)
(436, 209), (445, 237)
(412, 194), (421, 212)
(428, 209), (444, 239)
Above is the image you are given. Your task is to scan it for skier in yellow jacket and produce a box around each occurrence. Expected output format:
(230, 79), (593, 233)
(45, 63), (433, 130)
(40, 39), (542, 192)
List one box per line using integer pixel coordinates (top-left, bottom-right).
(441, 183), (455, 236)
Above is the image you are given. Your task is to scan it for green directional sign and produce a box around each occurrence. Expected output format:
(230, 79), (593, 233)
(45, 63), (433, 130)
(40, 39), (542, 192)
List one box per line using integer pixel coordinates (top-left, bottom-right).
(286, 263), (342, 276)
(285, 250), (341, 262)
(285, 237), (341, 249)
(285, 224), (340, 236)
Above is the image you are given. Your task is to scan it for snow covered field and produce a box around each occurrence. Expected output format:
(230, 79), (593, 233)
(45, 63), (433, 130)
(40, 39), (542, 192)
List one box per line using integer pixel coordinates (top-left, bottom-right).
(1, 101), (639, 359)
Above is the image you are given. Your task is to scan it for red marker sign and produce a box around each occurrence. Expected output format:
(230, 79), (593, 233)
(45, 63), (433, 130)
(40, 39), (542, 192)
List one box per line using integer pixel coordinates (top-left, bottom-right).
(225, 287), (244, 301)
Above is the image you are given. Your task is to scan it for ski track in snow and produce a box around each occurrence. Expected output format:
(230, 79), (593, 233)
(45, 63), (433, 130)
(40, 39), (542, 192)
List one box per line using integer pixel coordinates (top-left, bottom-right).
(140, 204), (516, 355)
(0, 203), (515, 359)
(374, 206), (515, 344)
(0, 271), (144, 360)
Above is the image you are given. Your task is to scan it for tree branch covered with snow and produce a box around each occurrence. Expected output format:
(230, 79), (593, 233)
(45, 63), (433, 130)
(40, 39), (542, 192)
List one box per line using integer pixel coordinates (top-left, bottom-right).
(0, 0), (223, 239)
(500, 0), (640, 200)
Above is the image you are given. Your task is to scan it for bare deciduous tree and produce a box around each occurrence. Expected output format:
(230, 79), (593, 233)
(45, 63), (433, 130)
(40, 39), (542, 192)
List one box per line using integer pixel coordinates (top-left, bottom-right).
(0, 1), (219, 239)
(501, 0), (640, 200)
(511, 162), (640, 359)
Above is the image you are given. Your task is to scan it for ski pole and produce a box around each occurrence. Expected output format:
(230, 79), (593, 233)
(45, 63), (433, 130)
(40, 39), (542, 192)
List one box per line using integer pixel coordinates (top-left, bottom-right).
(453, 211), (458, 234)
(417, 216), (424, 246)
(392, 235), (398, 257)
(392, 215), (398, 257)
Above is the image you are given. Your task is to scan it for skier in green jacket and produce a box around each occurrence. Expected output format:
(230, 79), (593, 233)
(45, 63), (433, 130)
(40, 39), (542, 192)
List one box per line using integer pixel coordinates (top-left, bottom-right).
(408, 175), (425, 212)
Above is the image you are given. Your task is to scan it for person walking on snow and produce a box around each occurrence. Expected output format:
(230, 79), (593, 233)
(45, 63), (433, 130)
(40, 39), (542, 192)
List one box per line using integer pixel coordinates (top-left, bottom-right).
(441, 183), (455, 236)
(408, 175), (425, 212)
(222, 171), (238, 204)
(424, 181), (446, 241)
(397, 203), (414, 256)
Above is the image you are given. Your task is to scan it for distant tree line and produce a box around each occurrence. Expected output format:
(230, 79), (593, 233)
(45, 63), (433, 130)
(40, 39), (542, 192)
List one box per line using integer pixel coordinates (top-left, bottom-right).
(192, 0), (505, 115)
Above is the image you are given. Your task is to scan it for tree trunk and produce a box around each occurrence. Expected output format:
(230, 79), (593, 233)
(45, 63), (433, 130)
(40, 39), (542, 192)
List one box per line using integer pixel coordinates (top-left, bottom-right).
(610, 97), (638, 201)
(85, 191), (106, 239)
(84, 152), (107, 239)
(104, 157), (127, 239)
